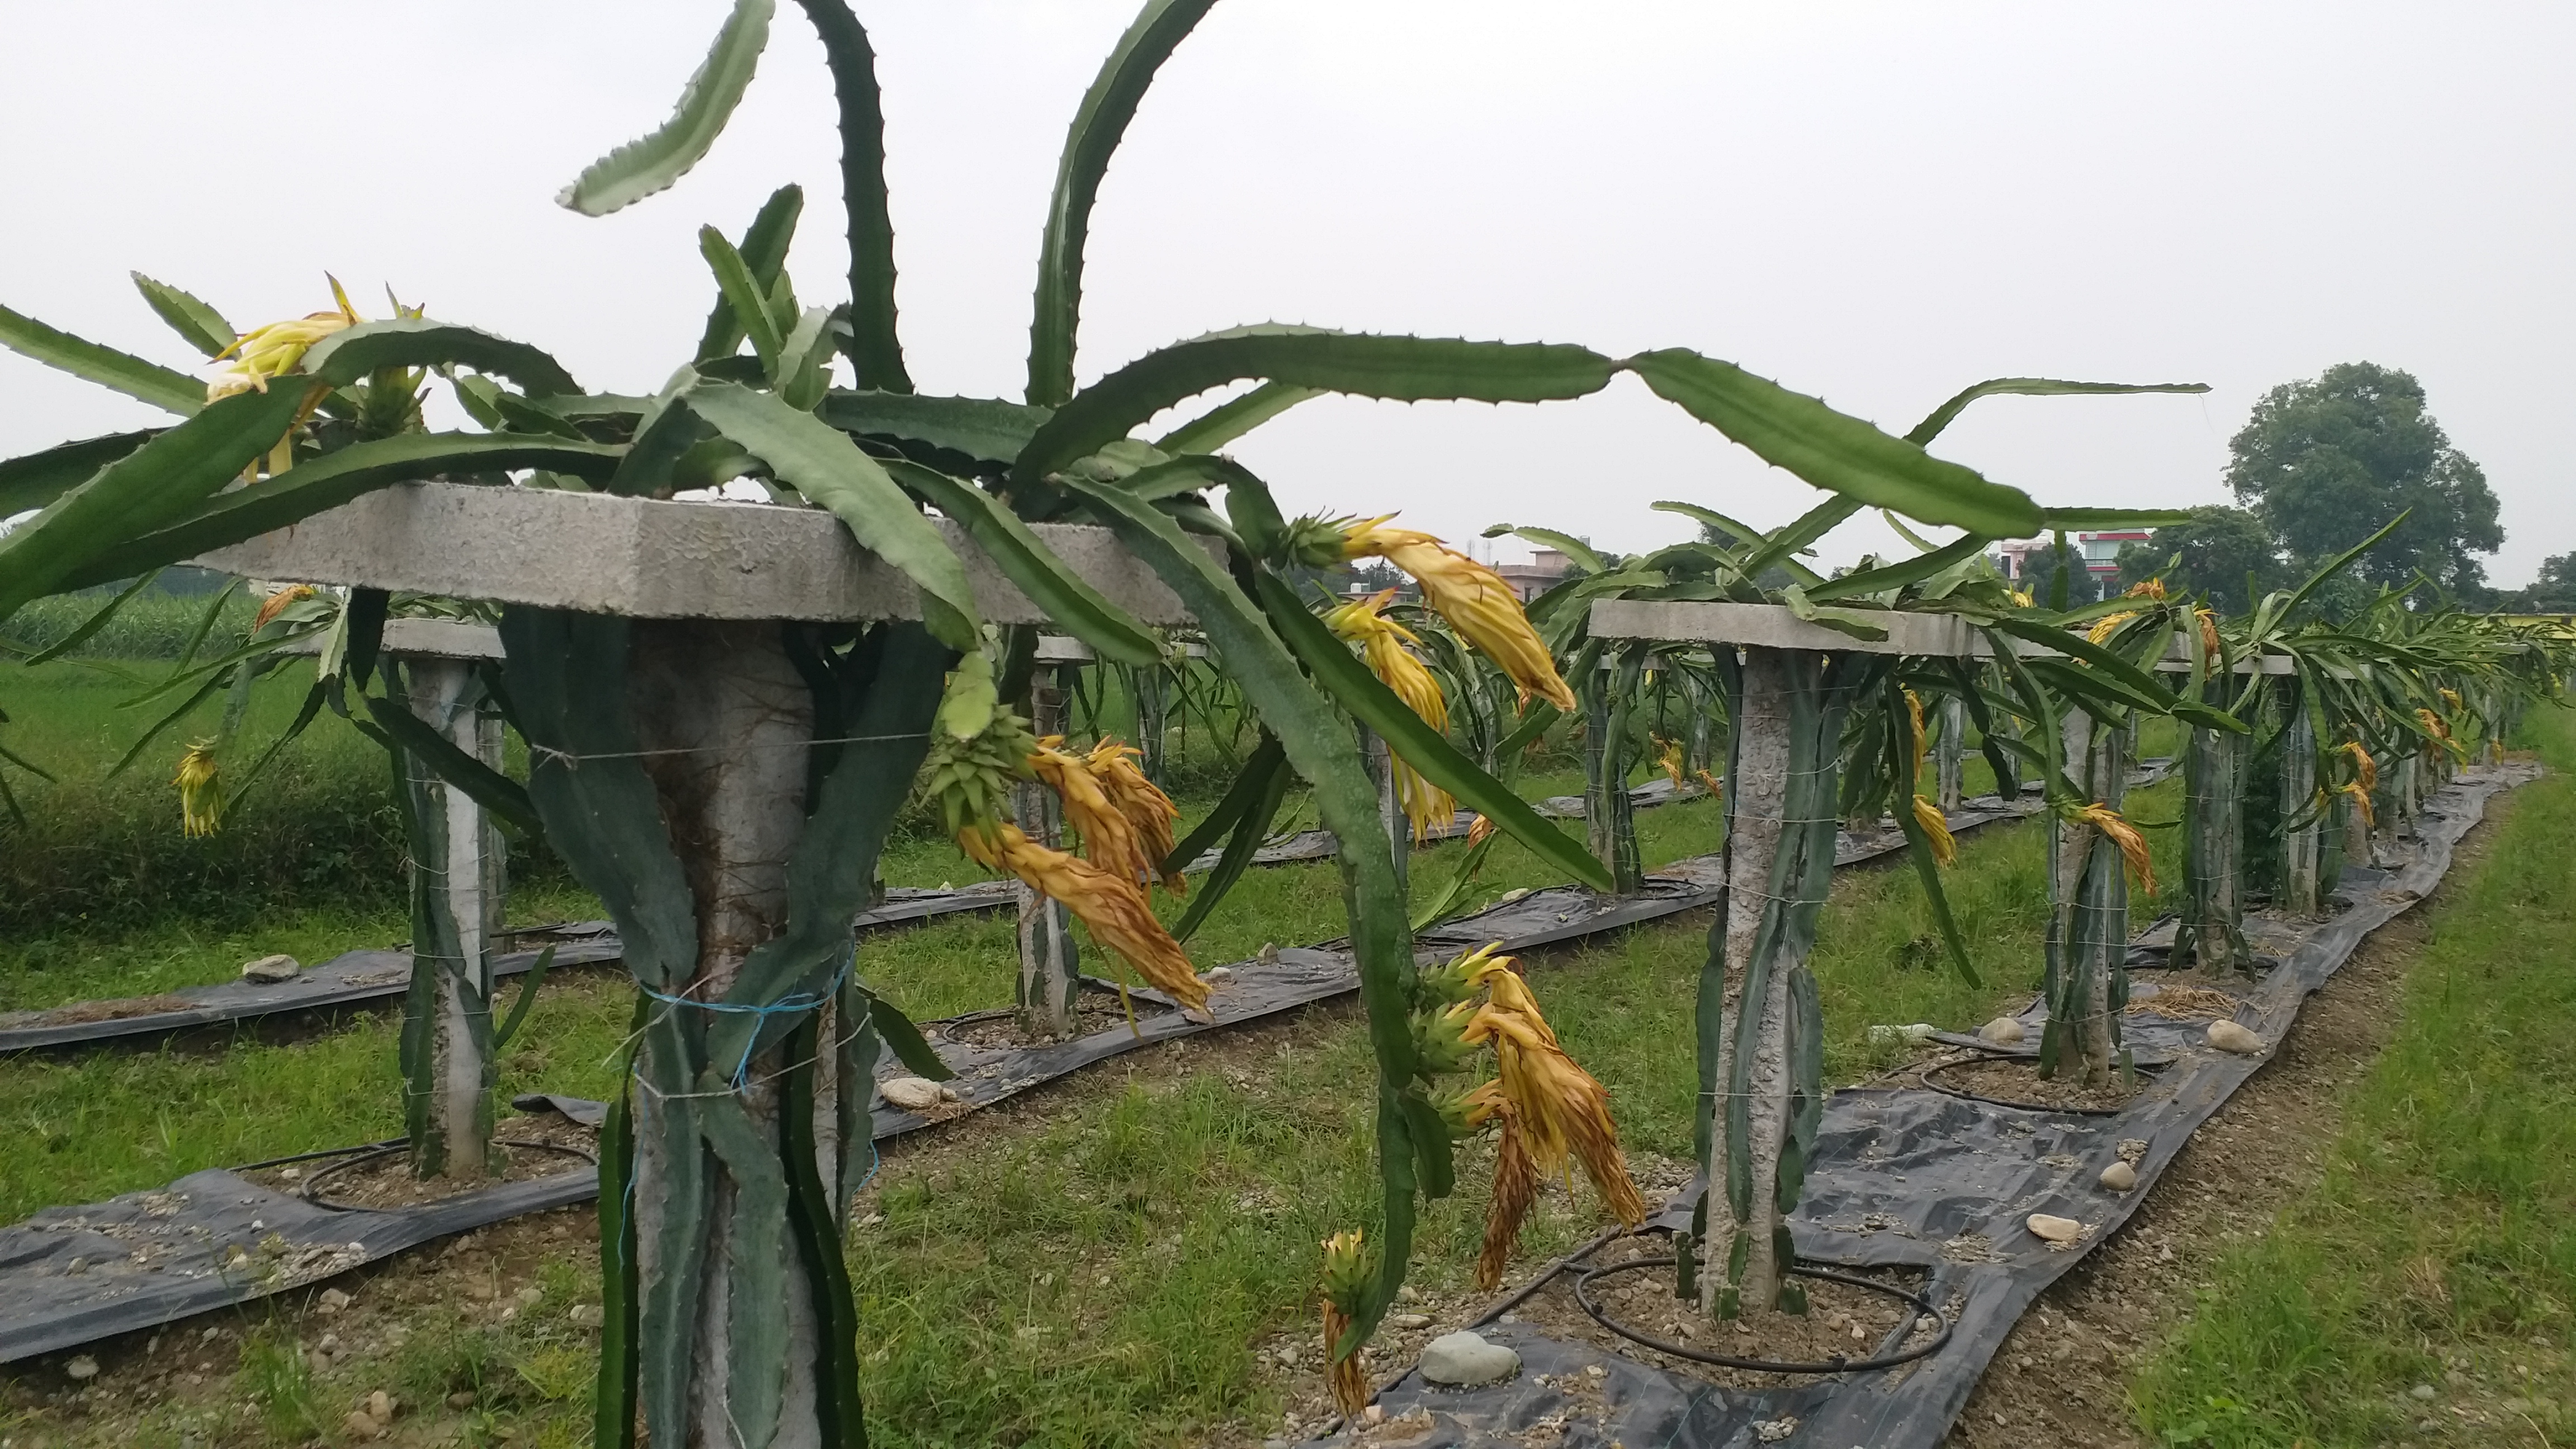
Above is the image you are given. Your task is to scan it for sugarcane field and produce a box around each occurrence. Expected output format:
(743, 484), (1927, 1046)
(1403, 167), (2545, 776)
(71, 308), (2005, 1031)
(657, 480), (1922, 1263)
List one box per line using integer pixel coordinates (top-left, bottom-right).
(7, 7), (2576, 1449)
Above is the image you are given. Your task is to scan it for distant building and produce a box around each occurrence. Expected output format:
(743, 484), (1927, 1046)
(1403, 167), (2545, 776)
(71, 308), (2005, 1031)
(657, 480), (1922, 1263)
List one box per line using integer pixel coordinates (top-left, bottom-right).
(1494, 549), (1575, 602)
(1996, 531), (2152, 595)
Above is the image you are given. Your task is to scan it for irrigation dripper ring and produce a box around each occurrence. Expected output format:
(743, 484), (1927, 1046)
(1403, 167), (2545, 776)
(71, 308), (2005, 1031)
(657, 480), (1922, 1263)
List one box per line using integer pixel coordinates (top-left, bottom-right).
(1570, 1254), (1953, 1374)
(1919, 1053), (2159, 1118)
(300, 1139), (598, 1213)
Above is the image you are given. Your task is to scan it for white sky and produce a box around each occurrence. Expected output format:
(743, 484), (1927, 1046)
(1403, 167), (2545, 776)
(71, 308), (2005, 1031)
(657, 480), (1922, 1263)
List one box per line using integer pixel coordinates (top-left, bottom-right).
(4, 2), (2569, 582)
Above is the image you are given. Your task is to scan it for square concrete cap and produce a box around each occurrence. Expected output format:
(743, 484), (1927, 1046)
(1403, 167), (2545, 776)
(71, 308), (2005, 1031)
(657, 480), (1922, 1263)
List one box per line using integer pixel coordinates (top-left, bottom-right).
(197, 481), (1209, 626)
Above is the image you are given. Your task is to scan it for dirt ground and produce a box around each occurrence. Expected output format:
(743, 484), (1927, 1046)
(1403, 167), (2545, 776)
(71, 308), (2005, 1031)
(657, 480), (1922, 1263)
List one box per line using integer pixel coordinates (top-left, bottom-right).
(1940, 805), (2508, 1448)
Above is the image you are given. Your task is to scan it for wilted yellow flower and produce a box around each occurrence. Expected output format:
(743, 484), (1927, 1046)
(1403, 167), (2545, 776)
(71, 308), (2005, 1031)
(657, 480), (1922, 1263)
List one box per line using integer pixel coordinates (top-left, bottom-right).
(1319, 1229), (1375, 1417)
(250, 584), (316, 631)
(2087, 611), (2137, 645)
(1455, 952), (1646, 1234)
(1030, 737), (1157, 890)
(2070, 802), (2154, 894)
(1324, 588), (1456, 840)
(1338, 518), (1575, 713)
(1085, 737), (1185, 892)
(2440, 688), (2464, 713)
(957, 821), (1208, 1014)
(1912, 795), (1957, 866)
(2339, 740), (2378, 796)
(1476, 1091), (1542, 1292)
(1695, 768), (1723, 798)
(173, 739), (221, 837)
(207, 276), (361, 402)
(1902, 689), (1952, 863)
(2415, 707), (2450, 741)
(2196, 608), (2222, 663)
(1465, 812), (1495, 848)
(1653, 737), (1685, 790)
(2340, 780), (2376, 829)
(2124, 578), (2169, 601)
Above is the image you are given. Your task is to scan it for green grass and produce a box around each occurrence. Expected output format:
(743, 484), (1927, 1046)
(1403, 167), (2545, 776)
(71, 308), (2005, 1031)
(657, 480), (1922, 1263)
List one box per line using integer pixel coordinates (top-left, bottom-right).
(2131, 709), (2576, 1447)
(0, 972), (636, 1224)
(0, 727), (2206, 1447)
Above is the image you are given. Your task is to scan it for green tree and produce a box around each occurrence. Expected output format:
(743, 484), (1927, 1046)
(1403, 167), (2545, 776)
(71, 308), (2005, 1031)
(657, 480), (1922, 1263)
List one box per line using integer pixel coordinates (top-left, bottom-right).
(2508, 552), (2576, 613)
(2226, 362), (2502, 592)
(2114, 505), (2281, 612)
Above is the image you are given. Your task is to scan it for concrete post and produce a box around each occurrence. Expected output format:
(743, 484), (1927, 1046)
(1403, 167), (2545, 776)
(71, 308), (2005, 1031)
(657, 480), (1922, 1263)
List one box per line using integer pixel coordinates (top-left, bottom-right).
(1935, 694), (1966, 816)
(395, 655), (508, 1180)
(1015, 662), (1081, 1039)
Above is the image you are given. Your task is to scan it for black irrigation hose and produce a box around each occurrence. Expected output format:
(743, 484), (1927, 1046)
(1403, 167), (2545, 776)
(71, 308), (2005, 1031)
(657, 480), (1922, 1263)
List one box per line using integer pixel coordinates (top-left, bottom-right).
(1919, 1052), (2161, 1119)
(229, 1138), (408, 1173)
(1571, 1254), (1954, 1374)
(1467, 1222), (1631, 1332)
(300, 1139), (597, 1213)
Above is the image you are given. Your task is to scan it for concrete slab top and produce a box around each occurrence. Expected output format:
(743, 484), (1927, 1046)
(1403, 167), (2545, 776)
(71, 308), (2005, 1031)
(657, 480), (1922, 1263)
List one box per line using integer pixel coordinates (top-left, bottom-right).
(198, 481), (1210, 627)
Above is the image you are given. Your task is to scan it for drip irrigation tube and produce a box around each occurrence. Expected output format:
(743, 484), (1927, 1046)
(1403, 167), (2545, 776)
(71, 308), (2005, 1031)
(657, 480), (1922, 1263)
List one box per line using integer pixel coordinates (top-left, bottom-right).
(1917, 1053), (2165, 1117)
(1569, 1254), (1954, 1374)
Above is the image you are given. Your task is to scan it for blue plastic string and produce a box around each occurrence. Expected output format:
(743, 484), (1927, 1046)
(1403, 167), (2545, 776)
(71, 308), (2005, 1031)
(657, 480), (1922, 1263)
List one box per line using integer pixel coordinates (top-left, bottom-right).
(637, 948), (855, 1092)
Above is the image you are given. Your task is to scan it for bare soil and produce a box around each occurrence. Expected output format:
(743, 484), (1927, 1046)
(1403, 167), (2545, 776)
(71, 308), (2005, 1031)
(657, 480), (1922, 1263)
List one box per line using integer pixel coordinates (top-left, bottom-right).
(11, 993), (201, 1027)
(1920, 1053), (2159, 1115)
(1940, 798), (2509, 1448)
(1504, 1231), (1947, 1391)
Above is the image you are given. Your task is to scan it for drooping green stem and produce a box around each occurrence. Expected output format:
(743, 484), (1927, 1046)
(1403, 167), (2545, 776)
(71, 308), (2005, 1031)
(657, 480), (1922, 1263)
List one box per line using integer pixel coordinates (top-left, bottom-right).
(1583, 645), (1645, 894)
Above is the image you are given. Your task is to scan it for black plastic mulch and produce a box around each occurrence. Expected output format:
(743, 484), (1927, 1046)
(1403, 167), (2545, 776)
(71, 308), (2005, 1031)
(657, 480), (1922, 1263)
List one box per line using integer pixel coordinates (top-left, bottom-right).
(0, 787), (2052, 1365)
(1313, 761), (2537, 1449)
(0, 888), (1017, 1057)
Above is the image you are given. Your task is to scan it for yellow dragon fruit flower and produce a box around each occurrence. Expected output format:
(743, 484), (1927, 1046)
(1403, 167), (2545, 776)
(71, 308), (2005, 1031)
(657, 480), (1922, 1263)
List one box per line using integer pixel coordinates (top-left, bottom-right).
(1029, 736), (1154, 888)
(925, 655), (1205, 1011)
(1337, 518), (1576, 713)
(250, 584), (316, 631)
(1319, 1230), (1376, 1417)
(2087, 611), (2138, 645)
(1085, 737), (1185, 892)
(1324, 588), (1457, 841)
(1455, 949), (1647, 1240)
(2340, 740), (2378, 796)
(1902, 689), (1953, 864)
(2197, 608), (2222, 663)
(2069, 802), (2155, 894)
(1653, 737), (1685, 790)
(957, 821), (1209, 1014)
(1912, 795), (1958, 866)
(173, 739), (221, 837)
(206, 274), (362, 402)
(1473, 1085), (1542, 1292)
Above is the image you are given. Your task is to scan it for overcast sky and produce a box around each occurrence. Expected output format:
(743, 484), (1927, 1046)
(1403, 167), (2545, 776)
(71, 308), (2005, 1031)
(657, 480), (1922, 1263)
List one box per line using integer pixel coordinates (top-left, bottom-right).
(5, 2), (2569, 583)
